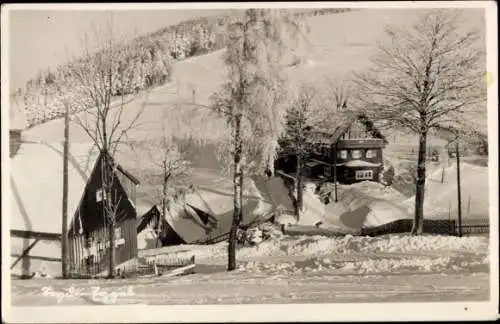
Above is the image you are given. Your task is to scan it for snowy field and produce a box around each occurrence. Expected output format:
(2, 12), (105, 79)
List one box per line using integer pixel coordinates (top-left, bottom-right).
(11, 233), (490, 305)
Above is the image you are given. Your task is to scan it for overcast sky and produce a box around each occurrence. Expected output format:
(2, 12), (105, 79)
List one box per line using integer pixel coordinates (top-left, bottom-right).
(8, 9), (231, 92)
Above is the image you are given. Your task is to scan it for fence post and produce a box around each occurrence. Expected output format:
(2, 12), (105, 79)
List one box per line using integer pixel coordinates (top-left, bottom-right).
(467, 196), (471, 219)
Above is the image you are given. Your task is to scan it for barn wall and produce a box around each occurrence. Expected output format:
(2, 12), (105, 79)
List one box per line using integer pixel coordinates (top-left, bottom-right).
(68, 154), (138, 276)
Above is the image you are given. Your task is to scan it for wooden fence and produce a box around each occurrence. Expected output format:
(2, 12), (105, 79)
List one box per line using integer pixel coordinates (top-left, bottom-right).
(360, 218), (489, 237)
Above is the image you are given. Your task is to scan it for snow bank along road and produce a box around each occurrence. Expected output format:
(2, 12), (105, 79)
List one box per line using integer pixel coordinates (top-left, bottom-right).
(10, 234), (490, 305)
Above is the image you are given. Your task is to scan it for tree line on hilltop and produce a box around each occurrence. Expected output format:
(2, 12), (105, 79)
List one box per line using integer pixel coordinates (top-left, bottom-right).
(11, 8), (352, 128)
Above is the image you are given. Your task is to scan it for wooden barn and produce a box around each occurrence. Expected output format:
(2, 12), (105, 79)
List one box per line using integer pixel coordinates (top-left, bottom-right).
(306, 114), (388, 184)
(136, 175), (274, 249)
(10, 141), (140, 278)
(136, 205), (185, 249)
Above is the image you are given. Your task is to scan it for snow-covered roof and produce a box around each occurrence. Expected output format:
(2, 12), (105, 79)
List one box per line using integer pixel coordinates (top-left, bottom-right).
(342, 160), (382, 168)
(160, 176), (274, 244)
(10, 141), (100, 234)
(308, 113), (387, 145)
(163, 200), (209, 244)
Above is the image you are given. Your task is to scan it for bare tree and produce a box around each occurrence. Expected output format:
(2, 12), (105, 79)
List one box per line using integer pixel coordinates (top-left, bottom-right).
(324, 76), (351, 112)
(61, 15), (150, 277)
(352, 9), (485, 235)
(134, 119), (193, 247)
(211, 9), (307, 271)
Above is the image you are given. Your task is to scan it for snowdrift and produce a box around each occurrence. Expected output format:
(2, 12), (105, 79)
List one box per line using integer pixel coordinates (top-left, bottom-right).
(163, 231), (489, 275)
(402, 162), (489, 219)
(296, 181), (411, 232)
(253, 176), (296, 225)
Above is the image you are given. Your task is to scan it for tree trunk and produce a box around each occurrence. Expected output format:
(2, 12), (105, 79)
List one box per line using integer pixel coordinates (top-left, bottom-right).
(228, 114), (243, 271)
(61, 102), (69, 279)
(103, 155), (115, 279)
(411, 130), (428, 235)
(159, 161), (168, 248)
(107, 216), (115, 278)
(295, 152), (303, 221)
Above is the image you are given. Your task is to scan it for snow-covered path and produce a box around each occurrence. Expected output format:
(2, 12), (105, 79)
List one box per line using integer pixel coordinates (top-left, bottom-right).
(10, 272), (488, 306)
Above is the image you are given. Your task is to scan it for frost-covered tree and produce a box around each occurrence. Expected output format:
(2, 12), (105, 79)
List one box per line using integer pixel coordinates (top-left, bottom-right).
(210, 9), (307, 271)
(353, 9), (486, 235)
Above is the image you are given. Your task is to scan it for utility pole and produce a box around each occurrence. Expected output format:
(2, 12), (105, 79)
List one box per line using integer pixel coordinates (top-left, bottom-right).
(333, 142), (338, 202)
(456, 137), (463, 237)
(61, 101), (69, 278)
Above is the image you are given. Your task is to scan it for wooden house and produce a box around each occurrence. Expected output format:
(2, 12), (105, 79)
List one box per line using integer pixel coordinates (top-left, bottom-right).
(306, 114), (388, 184)
(10, 141), (140, 278)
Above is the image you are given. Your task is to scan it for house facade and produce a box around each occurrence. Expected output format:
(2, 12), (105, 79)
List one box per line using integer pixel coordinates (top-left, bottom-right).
(306, 114), (388, 184)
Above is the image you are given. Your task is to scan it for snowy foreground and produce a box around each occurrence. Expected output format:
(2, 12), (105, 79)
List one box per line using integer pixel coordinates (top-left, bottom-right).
(11, 233), (490, 306)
